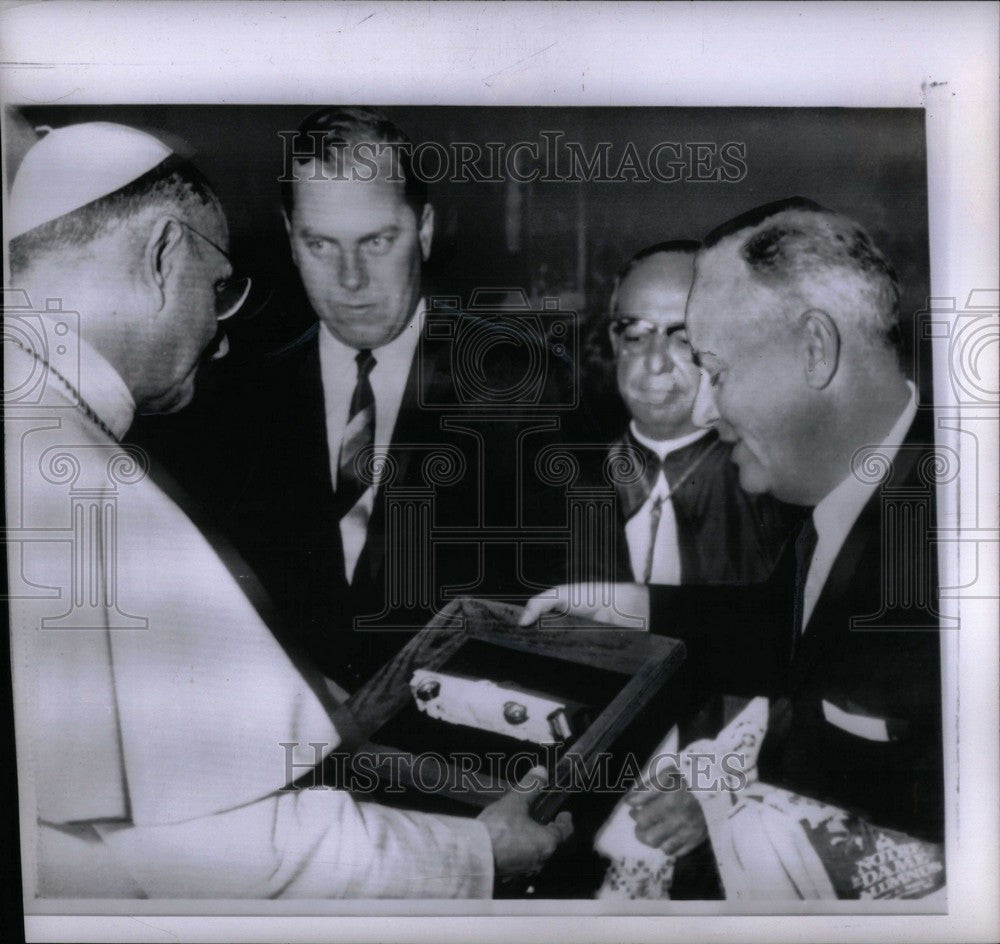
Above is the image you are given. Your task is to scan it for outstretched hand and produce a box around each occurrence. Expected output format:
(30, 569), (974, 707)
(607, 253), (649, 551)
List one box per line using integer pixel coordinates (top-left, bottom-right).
(518, 582), (651, 629)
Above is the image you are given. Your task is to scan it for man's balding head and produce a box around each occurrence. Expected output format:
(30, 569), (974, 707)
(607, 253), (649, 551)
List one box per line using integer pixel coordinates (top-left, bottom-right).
(699, 197), (901, 353)
(9, 152), (223, 279)
(7, 123), (239, 415)
(686, 199), (911, 506)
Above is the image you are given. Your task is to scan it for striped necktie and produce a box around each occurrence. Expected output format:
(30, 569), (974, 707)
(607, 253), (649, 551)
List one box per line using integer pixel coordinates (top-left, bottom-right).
(337, 348), (376, 517)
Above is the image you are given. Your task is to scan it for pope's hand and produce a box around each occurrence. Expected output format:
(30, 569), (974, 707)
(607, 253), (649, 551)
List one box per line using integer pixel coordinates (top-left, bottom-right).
(517, 582), (651, 628)
(625, 781), (707, 857)
(478, 766), (573, 877)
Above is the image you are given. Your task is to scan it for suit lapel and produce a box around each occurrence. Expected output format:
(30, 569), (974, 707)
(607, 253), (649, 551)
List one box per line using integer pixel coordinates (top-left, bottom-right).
(362, 320), (449, 587)
(789, 414), (929, 691)
(293, 328), (335, 495)
(282, 327), (348, 587)
(264, 324), (333, 494)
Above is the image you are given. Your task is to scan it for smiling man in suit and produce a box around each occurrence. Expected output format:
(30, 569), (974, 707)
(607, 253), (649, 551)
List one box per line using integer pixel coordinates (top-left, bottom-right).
(229, 107), (577, 691)
(522, 198), (945, 865)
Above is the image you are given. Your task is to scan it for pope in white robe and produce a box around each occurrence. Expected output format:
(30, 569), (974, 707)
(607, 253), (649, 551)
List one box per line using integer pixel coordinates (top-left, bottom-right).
(5, 336), (495, 898)
(3, 120), (508, 899)
(5, 335), (493, 898)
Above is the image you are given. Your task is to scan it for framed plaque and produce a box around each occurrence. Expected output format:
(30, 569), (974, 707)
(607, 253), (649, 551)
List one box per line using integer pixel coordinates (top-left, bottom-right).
(331, 597), (685, 821)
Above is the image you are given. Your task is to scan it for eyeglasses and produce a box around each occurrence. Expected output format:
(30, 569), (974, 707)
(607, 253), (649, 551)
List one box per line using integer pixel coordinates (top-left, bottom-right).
(178, 220), (252, 322)
(611, 317), (690, 355)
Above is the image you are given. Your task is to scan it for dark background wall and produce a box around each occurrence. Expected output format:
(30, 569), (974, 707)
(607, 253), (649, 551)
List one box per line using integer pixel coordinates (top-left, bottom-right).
(12, 106), (928, 307)
(10, 105), (931, 422)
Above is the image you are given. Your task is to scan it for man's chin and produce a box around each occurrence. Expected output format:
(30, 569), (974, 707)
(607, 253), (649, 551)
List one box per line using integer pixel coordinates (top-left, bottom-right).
(141, 381), (195, 416)
(629, 401), (697, 439)
(321, 315), (406, 351)
(733, 458), (771, 495)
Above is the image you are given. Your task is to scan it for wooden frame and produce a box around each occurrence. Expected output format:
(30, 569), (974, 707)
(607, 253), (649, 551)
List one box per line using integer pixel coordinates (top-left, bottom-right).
(331, 596), (686, 822)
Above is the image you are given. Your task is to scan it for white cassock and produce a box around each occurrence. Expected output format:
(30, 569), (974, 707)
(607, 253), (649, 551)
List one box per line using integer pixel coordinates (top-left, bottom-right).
(4, 337), (493, 899)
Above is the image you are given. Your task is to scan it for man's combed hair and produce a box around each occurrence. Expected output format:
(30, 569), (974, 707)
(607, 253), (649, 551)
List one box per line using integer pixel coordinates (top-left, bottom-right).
(705, 197), (902, 350)
(8, 153), (218, 275)
(280, 105), (427, 220)
(701, 196), (826, 250)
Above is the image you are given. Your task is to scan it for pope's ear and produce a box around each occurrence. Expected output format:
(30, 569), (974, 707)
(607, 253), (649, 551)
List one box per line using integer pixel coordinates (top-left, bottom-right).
(799, 308), (840, 389)
(144, 215), (187, 311)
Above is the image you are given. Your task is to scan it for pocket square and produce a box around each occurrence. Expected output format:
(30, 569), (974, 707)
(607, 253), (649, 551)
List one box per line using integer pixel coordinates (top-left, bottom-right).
(821, 699), (890, 742)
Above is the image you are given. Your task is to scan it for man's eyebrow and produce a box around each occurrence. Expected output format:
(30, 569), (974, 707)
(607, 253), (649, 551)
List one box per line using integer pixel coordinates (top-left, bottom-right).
(299, 224), (401, 242)
(363, 224), (400, 239)
(297, 226), (329, 241)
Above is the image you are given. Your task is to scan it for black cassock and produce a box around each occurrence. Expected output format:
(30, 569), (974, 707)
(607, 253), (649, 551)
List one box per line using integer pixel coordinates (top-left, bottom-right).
(600, 427), (804, 586)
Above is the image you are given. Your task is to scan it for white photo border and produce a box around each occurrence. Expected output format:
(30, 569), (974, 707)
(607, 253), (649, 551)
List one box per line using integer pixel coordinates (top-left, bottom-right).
(1, 2), (997, 943)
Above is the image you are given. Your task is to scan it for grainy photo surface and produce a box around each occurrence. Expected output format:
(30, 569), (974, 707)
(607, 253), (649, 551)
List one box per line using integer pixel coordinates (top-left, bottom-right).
(1, 4), (997, 944)
(2, 99), (948, 897)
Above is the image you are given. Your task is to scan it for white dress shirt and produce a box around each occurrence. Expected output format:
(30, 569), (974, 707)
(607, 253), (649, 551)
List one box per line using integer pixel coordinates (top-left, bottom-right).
(625, 422), (712, 585)
(802, 383), (918, 628)
(319, 301), (425, 582)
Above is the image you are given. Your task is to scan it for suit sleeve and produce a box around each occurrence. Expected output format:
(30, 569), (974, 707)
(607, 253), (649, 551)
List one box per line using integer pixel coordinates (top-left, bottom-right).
(648, 580), (791, 697)
(96, 786), (495, 899)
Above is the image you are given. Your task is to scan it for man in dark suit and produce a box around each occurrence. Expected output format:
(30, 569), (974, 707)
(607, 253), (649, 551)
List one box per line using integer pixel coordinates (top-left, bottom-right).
(227, 107), (581, 690)
(522, 198), (945, 854)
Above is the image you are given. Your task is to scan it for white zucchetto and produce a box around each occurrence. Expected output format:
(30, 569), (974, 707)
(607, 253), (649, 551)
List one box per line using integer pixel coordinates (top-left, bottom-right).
(8, 121), (173, 239)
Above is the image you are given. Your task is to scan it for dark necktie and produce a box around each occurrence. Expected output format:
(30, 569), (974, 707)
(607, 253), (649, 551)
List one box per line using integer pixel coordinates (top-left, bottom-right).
(337, 348), (376, 517)
(791, 513), (819, 640)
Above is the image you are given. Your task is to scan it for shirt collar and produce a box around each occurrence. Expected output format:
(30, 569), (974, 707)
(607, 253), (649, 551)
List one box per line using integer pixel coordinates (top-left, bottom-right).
(812, 381), (918, 545)
(629, 421), (711, 462)
(75, 331), (136, 440)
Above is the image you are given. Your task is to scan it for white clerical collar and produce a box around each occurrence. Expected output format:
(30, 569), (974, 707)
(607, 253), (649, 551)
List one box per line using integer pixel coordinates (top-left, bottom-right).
(318, 299), (426, 369)
(73, 331), (136, 441)
(629, 421), (711, 462)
